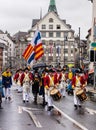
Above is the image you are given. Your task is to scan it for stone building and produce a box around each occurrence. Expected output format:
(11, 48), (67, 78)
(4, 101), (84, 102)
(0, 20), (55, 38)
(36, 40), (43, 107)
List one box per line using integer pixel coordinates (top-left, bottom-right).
(0, 39), (7, 71)
(27, 0), (77, 67)
(12, 31), (28, 69)
(0, 30), (15, 69)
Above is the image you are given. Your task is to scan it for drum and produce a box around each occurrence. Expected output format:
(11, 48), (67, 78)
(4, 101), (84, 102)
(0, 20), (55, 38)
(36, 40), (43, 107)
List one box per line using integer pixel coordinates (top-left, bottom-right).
(76, 89), (87, 101)
(50, 88), (61, 101)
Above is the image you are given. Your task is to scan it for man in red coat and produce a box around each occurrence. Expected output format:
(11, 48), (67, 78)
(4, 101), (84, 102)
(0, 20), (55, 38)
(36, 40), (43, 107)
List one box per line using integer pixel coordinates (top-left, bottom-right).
(20, 67), (33, 103)
(72, 70), (87, 110)
(44, 70), (54, 111)
(13, 69), (23, 92)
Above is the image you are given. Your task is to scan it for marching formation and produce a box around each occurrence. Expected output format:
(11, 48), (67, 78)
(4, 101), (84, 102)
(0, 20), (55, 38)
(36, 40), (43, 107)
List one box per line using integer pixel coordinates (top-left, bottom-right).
(13, 66), (88, 111)
(0, 66), (88, 112)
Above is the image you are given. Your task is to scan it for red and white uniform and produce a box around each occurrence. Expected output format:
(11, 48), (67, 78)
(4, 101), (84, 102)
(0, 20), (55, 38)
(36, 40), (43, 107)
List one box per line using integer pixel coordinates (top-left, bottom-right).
(14, 72), (22, 92)
(72, 74), (86, 106)
(44, 73), (54, 108)
(20, 72), (33, 102)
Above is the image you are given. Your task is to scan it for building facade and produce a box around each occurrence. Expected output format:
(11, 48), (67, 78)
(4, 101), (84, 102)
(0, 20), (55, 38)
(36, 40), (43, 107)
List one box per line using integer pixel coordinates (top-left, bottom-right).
(27, 0), (77, 67)
(12, 31), (28, 69)
(0, 30), (15, 69)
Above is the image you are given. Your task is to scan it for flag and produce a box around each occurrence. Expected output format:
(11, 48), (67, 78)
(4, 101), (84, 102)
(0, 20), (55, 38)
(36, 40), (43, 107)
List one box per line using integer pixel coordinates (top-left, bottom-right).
(22, 30), (44, 64)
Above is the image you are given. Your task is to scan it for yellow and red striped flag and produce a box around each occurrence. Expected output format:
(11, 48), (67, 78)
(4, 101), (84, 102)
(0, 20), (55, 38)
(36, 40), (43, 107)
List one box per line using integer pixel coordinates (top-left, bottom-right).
(22, 30), (44, 64)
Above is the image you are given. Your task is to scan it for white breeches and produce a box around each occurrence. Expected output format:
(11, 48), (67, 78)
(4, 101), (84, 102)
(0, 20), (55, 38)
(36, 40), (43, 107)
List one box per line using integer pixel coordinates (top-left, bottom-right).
(73, 87), (81, 105)
(5, 88), (11, 98)
(45, 87), (53, 107)
(23, 83), (30, 101)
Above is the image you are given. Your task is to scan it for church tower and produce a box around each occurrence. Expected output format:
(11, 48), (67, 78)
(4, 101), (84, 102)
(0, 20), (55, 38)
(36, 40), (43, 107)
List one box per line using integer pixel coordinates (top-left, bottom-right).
(48, 0), (58, 15)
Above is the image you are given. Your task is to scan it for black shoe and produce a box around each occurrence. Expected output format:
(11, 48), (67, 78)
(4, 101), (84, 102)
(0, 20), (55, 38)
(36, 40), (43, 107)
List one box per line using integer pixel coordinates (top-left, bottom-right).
(33, 101), (37, 105)
(5, 97), (7, 100)
(47, 106), (54, 111)
(42, 102), (48, 106)
(74, 104), (78, 110)
(0, 106), (3, 109)
(47, 106), (51, 111)
(79, 105), (82, 108)
(8, 97), (11, 101)
(23, 100), (25, 103)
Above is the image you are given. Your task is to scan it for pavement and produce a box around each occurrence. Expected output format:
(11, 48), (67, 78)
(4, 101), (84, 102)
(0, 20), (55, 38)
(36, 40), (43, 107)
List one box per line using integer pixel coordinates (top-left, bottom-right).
(86, 85), (96, 102)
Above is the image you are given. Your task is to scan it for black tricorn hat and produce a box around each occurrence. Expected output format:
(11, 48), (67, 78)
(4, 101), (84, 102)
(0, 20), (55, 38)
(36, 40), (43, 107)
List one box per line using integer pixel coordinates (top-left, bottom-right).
(75, 70), (79, 73)
(24, 67), (29, 71)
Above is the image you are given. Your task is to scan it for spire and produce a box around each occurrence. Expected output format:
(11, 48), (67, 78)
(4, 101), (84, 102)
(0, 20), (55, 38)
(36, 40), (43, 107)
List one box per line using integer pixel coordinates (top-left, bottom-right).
(48, 0), (58, 14)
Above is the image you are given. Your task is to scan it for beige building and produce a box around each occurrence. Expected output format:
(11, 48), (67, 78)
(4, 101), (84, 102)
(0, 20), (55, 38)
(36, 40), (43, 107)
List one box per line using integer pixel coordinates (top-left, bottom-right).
(12, 31), (28, 69)
(27, 0), (77, 67)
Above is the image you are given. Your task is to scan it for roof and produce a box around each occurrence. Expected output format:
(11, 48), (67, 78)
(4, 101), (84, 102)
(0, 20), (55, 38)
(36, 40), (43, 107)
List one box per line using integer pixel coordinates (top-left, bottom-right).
(13, 31), (28, 42)
(31, 11), (74, 32)
(48, 0), (58, 15)
(32, 19), (40, 27)
(0, 30), (4, 34)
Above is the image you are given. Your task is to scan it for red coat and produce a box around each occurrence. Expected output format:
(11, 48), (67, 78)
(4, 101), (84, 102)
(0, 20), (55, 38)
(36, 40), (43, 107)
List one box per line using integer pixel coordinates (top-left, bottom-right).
(54, 72), (58, 85)
(44, 75), (50, 88)
(72, 75), (86, 88)
(13, 73), (19, 81)
(57, 72), (62, 83)
(20, 72), (33, 84)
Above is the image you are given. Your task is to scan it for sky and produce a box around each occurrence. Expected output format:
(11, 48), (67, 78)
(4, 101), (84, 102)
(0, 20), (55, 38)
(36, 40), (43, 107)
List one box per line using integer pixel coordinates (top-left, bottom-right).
(0, 0), (93, 39)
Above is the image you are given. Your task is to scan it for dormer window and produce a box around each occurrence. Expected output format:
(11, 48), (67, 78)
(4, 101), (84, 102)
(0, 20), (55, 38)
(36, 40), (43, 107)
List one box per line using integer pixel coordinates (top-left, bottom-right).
(57, 25), (61, 29)
(49, 18), (53, 23)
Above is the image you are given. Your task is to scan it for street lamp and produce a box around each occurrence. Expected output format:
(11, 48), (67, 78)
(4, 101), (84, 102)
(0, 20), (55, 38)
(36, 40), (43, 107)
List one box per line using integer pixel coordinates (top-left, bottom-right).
(64, 37), (67, 66)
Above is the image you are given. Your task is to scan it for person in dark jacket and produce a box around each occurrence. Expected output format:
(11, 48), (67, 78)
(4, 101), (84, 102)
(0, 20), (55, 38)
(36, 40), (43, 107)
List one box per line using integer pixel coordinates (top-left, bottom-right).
(0, 77), (2, 109)
(32, 71), (40, 104)
(39, 70), (47, 106)
(2, 67), (12, 101)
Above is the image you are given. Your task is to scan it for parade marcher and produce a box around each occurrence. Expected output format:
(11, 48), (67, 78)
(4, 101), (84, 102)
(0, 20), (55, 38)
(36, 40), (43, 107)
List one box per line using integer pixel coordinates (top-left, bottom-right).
(72, 70), (87, 110)
(83, 70), (89, 85)
(13, 68), (23, 93)
(68, 68), (73, 83)
(2, 67), (12, 101)
(59, 70), (67, 97)
(32, 70), (40, 104)
(0, 77), (4, 109)
(20, 67), (33, 103)
(44, 70), (54, 111)
(39, 70), (47, 106)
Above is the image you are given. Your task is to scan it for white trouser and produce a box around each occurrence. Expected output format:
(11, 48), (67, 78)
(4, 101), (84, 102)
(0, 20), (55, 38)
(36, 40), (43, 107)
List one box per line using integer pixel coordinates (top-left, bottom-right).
(5, 88), (11, 98)
(45, 87), (53, 107)
(23, 83), (30, 101)
(73, 87), (81, 106)
(17, 81), (22, 92)
(17, 85), (22, 92)
(59, 81), (66, 97)
(60, 88), (66, 97)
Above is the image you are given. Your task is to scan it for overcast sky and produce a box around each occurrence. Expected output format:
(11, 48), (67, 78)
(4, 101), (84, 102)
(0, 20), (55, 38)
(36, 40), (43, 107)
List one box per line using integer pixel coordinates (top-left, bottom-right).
(0, 0), (92, 39)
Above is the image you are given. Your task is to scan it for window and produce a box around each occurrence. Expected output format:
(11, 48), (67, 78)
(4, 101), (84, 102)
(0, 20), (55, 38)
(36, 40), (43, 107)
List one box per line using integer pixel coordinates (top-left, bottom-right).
(42, 24), (46, 29)
(49, 25), (53, 29)
(49, 32), (53, 37)
(64, 48), (68, 53)
(64, 32), (68, 39)
(56, 32), (61, 37)
(71, 50), (73, 53)
(49, 18), (53, 23)
(41, 32), (46, 37)
(56, 25), (61, 29)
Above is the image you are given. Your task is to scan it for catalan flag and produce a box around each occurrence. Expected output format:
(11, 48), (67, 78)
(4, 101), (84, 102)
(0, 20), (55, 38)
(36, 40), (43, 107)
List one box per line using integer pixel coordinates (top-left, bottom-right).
(22, 30), (44, 64)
